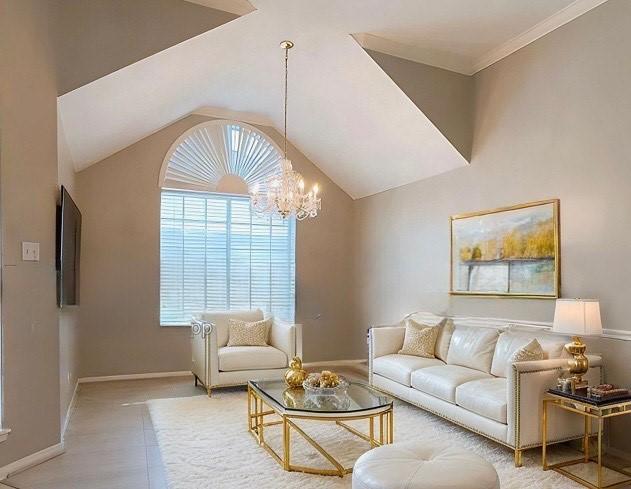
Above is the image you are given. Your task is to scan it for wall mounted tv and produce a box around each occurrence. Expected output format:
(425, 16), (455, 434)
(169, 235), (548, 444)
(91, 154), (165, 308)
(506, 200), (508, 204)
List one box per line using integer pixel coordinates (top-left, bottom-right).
(56, 186), (82, 307)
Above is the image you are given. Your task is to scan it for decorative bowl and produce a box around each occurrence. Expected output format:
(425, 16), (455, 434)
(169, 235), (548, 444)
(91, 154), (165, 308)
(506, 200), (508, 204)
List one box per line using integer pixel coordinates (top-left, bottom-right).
(302, 377), (349, 396)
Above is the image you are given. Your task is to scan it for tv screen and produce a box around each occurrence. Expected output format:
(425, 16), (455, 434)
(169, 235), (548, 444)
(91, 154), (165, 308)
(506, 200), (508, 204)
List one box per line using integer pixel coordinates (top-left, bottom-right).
(57, 186), (82, 307)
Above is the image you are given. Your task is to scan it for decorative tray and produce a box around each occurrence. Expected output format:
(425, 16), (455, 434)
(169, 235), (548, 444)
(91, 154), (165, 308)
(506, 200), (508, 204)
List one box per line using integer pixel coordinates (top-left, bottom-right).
(548, 389), (631, 406)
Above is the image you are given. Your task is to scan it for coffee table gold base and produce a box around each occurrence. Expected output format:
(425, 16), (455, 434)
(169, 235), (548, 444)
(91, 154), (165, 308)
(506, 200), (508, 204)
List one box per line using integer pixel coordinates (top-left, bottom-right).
(248, 385), (394, 477)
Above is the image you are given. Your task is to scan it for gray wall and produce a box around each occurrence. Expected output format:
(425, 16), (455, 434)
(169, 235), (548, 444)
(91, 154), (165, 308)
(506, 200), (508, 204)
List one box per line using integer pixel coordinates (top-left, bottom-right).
(353, 0), (631, 453)
(76, 115), (356, 377)
(0, 0), (61, 464)
(364, 49), (474, 161)
(52, 0), (237, 95)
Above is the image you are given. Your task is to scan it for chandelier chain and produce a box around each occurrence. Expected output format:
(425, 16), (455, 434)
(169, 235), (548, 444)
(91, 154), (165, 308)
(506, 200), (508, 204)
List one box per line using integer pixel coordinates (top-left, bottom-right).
(283, 43), (289, 158)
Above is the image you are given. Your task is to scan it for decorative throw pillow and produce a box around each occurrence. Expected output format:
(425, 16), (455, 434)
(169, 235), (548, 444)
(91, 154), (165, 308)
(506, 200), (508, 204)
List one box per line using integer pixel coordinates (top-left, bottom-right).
(398, 320), (440, 358)
(227, 318), (271, 347)
(508, 338), (544, 375)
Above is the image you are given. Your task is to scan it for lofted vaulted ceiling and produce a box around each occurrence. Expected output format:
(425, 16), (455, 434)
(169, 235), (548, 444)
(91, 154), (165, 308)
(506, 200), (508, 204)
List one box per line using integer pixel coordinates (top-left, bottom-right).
(59, 0), (608, 198)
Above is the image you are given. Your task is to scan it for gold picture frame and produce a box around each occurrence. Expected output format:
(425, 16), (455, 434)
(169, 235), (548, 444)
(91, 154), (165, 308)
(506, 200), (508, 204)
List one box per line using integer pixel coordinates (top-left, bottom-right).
(449, 199), (560, 298)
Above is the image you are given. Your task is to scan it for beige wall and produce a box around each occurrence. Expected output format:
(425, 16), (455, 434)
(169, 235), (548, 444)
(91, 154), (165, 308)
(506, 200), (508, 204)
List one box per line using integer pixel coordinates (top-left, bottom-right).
(76, 115), (355, 377)
(57, 112), (80, 430)
(353, 0), (631, 453)
(0, 0), (61, 464)
(52, 0), (237, 95)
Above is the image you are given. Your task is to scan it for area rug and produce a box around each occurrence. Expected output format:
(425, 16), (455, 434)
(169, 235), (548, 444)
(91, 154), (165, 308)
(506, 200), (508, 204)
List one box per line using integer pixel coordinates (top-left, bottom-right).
(147, 389), (618, 489)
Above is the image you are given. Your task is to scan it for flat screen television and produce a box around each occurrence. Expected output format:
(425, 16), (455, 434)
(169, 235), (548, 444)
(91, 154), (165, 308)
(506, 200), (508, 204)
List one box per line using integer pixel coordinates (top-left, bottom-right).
(56, 186), (82, 307)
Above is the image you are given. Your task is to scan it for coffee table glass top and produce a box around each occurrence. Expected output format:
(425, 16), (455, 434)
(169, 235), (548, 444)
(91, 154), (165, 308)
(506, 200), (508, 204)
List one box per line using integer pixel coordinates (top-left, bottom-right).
(249, 379), (392, 414)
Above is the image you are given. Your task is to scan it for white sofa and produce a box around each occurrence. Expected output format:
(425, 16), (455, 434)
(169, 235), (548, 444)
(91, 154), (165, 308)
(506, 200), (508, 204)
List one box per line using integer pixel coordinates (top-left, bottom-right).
(369, 312), (603, 466)
(191, 309), (302, 395)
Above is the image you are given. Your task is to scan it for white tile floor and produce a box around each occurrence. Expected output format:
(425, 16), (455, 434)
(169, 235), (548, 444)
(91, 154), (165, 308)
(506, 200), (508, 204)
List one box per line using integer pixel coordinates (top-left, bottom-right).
(6, 367), (367, 489)
(8, 377), (204, 489)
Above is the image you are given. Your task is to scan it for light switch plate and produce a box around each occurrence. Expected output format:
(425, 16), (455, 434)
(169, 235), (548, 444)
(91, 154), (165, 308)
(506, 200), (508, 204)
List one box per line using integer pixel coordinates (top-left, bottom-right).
(22, 242), (40, 262)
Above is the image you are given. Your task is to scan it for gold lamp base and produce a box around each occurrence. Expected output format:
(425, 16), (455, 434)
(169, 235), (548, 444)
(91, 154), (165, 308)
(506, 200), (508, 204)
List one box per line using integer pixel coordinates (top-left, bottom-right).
(565, 336), (590, 388)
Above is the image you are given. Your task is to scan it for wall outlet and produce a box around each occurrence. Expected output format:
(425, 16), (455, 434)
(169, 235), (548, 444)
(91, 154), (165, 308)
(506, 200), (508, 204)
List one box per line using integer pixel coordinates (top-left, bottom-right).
(22, 242), (40, 262)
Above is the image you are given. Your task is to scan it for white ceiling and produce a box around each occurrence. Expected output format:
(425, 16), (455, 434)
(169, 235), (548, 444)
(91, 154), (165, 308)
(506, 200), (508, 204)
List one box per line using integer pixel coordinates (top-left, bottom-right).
(59, 0), (608, 199)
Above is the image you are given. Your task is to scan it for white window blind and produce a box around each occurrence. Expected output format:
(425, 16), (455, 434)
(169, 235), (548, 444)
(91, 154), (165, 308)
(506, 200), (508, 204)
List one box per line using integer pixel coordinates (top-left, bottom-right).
(160, 190), (296, 325)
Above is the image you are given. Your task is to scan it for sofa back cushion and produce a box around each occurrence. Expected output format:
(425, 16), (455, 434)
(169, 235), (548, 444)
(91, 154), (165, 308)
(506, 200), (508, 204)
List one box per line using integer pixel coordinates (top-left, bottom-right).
(446, 325), (500, 373)
(435, 319), (454, 362)
(491, 331), (566, 377)
(199, 309), (264, 347)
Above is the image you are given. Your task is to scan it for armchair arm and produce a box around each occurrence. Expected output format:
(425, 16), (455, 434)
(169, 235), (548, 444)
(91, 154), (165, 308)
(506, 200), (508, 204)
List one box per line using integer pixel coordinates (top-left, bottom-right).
(507, 355), (602, 449)
(270, 318), (302, 361)
(191, 318), (219, 389)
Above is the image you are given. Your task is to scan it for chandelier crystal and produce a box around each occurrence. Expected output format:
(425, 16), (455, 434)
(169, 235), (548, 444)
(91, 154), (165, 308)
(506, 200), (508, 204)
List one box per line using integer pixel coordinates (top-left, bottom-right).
(251, 40), (321, 221)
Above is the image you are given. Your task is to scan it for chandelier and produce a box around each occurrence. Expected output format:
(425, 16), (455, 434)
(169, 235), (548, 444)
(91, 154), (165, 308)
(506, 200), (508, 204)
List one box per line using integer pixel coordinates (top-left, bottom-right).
(251, 40), (321, 221)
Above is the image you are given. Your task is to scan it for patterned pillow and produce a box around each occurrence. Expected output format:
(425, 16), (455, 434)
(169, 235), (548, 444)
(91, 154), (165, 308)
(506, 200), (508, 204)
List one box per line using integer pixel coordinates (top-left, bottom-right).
(398, 320), (440, 358)
(508, 338), (544, 374)
(227, 318), (271, 347)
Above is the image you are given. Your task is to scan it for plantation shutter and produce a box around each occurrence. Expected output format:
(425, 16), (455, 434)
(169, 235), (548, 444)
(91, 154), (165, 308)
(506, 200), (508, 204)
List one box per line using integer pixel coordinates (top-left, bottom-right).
(160, 190), (295, 325)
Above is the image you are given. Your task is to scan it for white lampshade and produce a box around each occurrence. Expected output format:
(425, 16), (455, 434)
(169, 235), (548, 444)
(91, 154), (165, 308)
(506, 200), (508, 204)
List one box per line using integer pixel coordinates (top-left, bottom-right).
(552, 299), (603, 336)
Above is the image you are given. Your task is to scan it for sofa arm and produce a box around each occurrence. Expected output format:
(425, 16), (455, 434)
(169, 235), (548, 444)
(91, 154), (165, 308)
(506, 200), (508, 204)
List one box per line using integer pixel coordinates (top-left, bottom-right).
(369, 325), (405, 360)
(507, 355), (603, 449)
(270, 319), (302, 361)
(513, 355), (602, 373)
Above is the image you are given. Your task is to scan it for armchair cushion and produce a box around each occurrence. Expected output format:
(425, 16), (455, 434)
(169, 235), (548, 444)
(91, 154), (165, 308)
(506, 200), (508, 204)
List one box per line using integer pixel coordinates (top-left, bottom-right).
(199, 309), (264, 347)
(227, 318), (271, 346)
(456, 378), (507, 424)
(373, 354), (444, 386)
(218, 346), (287, 372)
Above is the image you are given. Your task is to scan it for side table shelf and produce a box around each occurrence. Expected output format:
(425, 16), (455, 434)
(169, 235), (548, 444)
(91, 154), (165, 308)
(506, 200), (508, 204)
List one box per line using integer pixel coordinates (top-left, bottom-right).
(542, 392), (631, 489)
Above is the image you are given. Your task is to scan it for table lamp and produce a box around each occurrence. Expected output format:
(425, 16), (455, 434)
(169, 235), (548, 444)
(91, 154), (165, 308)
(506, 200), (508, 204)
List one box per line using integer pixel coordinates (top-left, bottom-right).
(552, 299), (603, 388)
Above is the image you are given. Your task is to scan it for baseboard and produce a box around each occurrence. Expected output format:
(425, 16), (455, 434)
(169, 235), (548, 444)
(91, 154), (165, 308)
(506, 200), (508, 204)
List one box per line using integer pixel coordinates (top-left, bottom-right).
(0, 443), (64, 480)
(78, 371), (193, 383)
(62, 381), (79, 440)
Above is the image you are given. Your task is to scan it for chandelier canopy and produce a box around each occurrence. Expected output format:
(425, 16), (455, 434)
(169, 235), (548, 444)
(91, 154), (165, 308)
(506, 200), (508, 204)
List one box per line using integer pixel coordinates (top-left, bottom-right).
(250, 40), (321, 221)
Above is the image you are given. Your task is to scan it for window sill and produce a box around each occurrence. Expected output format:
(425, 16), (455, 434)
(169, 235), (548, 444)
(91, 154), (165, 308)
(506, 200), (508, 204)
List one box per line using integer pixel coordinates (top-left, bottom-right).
(160, 323), (190, 327)
(0, 429), (11, 443)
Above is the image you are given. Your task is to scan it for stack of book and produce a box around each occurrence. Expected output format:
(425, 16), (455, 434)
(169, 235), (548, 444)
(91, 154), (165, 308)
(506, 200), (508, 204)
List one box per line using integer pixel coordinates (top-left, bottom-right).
(587, 384), (630, 401)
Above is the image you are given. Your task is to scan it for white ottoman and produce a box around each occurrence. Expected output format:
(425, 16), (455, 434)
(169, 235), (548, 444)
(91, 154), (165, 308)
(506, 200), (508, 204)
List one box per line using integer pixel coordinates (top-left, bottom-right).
(353, 441), (500, 489)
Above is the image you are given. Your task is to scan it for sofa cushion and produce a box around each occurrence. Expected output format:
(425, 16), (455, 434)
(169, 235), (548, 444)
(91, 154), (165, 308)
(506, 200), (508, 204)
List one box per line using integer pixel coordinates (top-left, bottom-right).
(491, 331), (567, 377)
(373, 354), (444, 387)
(411, 365), (491, 403)
(447, 325), (500, 373)
(456, 378), (508, 424)
(218, 346), (287, 372)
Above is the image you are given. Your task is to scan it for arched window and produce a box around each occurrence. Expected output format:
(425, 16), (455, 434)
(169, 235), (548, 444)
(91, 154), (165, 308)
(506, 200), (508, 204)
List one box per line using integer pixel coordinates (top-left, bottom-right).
(158, 120), (295, 325)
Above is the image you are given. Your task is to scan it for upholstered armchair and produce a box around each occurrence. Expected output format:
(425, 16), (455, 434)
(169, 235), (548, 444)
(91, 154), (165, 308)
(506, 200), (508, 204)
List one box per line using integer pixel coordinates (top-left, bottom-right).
(191, 309), (302, 396)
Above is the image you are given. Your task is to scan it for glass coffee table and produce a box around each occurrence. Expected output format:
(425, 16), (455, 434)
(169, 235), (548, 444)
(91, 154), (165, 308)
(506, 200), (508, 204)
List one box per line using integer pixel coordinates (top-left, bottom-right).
(247, 379), (393, 477)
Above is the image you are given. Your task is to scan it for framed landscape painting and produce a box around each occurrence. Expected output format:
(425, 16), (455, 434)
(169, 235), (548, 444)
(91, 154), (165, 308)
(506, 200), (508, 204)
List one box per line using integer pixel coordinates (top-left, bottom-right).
(450, 199), (560, 298)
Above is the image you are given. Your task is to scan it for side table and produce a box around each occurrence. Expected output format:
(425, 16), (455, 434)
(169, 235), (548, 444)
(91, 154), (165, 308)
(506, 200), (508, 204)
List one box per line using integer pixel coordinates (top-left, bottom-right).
(542, 391), (631, 489)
